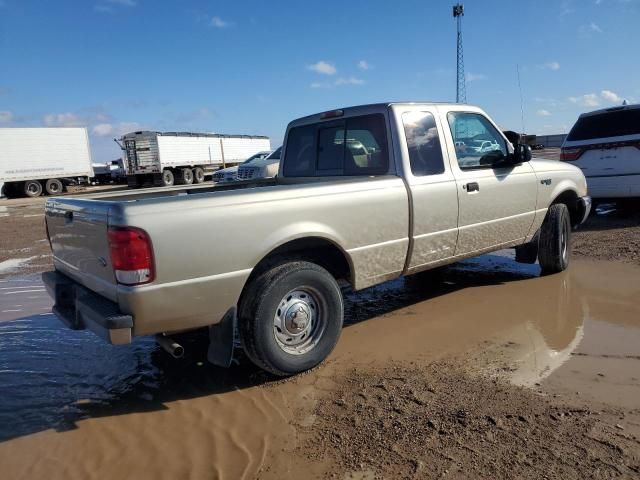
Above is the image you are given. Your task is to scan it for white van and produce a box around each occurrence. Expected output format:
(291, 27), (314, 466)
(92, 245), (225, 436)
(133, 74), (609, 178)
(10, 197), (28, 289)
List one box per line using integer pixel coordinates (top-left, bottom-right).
(561, 104), (640, 202)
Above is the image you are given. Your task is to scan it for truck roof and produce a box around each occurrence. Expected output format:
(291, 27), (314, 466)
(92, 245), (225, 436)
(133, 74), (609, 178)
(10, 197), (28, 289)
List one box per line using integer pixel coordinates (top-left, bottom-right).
(121, 130), (269, 140)
(287, 102), (478, 127)
(577, 102), (640, 118)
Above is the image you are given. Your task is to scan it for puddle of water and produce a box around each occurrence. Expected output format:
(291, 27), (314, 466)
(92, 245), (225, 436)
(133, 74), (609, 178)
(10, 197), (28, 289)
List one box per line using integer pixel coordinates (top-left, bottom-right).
(0, 255), (638, 479)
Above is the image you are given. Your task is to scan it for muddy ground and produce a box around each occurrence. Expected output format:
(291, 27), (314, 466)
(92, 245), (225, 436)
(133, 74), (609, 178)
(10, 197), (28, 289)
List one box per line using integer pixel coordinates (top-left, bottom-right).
(0, 190), (639, 479)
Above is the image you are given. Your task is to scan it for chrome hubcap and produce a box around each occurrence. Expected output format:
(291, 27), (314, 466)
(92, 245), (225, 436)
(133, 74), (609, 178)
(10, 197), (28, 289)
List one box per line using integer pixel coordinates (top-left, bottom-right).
(273, 288), (324, 355)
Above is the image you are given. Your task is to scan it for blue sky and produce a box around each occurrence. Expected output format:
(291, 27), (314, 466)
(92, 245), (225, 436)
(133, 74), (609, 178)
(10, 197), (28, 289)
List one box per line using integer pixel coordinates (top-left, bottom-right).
(1, 0), (639, 161)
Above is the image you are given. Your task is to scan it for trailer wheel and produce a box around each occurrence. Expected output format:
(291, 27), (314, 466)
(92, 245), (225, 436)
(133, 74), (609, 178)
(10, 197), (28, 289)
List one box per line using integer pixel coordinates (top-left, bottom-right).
(180, 168), (194, 185)
(45, 179), (64, 196)
(239, 261), (343, 376)
(161, 169), (174, 187)
(24, 180), (43, 198)
(193, 167), (205, 184)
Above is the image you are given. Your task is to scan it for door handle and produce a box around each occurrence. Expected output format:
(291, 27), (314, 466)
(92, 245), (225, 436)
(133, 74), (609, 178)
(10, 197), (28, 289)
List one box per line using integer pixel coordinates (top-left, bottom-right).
(463, 182), (479, 192)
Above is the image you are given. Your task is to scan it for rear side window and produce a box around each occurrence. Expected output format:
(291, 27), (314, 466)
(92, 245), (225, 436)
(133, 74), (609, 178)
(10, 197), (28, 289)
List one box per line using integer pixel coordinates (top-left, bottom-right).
(284, 114), (389, 177)
(402, 111), (445, 176)
(567, 108), (640, 141)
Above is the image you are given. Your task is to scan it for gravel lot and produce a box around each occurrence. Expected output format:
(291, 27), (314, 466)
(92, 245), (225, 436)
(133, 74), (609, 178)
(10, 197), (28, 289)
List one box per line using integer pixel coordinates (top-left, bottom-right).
(0, 187), (638, 479)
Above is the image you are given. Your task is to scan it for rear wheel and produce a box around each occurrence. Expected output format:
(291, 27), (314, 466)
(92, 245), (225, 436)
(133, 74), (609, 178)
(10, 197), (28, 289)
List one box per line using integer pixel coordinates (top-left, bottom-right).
(161, 169), (174, 187)
(24, 180), (43, 198)
(45, 178), (64, 196)
(239, 261), (343, 376)
(538, 203), (571, 275)
(180, 168), (194, 185)
(193, 167), (205, 184)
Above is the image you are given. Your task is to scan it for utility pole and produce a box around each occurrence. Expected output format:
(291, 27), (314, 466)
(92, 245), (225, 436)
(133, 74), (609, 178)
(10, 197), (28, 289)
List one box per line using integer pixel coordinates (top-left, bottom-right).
(453, 4), (466, 103)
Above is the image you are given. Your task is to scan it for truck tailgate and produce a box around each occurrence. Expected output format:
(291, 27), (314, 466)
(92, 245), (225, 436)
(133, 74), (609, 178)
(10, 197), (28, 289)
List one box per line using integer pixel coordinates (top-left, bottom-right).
(45, 198), (118, 302)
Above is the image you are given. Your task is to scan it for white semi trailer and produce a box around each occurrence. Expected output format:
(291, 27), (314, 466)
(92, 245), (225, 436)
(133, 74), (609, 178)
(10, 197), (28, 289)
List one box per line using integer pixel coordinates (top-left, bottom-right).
(119, 131), (271, 187)
(0, 128), (93, 198)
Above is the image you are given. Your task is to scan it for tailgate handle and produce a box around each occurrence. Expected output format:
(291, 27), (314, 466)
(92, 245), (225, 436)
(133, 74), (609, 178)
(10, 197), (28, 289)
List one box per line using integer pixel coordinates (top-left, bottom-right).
(64, 211), (74, 224)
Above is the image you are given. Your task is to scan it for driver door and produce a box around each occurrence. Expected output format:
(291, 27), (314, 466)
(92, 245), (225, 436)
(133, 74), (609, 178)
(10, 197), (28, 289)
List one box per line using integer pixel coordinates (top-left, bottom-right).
(441, 109), (537, 256)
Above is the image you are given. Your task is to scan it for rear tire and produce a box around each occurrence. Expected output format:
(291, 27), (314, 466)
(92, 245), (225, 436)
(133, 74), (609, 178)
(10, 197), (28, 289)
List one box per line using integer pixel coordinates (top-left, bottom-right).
(193, 167), (205, 184)
(45, 178), (64, 196)
(24, 180), (43, 198)
(161, 169), (174, 187)
(239, 261), (343, 376)
(180, 168), (194, 185)
(538, 204), (571, 275)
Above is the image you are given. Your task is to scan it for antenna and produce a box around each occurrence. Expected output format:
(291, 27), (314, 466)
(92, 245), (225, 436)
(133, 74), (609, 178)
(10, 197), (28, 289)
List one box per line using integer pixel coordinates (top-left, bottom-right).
(453, 4), (466, 103)
(516, 64), (526, 136)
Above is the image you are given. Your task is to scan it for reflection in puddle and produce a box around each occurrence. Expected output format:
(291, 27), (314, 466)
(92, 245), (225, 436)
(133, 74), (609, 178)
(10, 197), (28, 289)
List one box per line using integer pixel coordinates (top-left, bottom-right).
(0, 254), (638, 479)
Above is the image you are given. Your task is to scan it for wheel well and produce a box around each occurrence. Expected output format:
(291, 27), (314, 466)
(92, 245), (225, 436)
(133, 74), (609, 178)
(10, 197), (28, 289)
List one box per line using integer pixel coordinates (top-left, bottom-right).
(247, 237), (353, 287)
(551, 190), (580, 226)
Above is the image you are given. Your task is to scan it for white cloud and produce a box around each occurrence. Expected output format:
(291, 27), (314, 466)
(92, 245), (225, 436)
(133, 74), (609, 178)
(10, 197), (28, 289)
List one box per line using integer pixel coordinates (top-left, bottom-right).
(568, 93), (600, 107)
(107, 0), (136, 6)
(357, 60), (370, 70)
(0, 110), (13, 123)
(601, 89), (622, 103)
(92, 122), (141, 137)
(579, 22), (603, 35)
(542, 61), (560, 70)
(335, 76), (364, 86)
(95, 0), (136, 13)
(466, 72), (487, 82)
(308, 61), (337, 76)
(210, 16), (231, 28)
(537, 109), (552, 116)
(310, 82), (330, 89)
(92, 123), (114, 136)
(43, 112), (85, 127)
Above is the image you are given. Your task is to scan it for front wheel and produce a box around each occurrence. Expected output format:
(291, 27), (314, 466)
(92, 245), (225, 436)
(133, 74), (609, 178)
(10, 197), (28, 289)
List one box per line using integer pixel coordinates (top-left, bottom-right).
(239, 261), (343, 376)
(538, 203), (571, 275)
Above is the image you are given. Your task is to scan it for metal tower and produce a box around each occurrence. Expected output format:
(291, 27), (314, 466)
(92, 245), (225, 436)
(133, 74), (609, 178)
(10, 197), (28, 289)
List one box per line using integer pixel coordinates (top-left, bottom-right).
(453, 4), (466, 103)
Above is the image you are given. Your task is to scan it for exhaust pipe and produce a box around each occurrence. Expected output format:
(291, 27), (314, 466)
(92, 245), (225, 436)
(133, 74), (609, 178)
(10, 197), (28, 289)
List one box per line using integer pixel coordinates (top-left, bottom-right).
(155, 334), (184, 359)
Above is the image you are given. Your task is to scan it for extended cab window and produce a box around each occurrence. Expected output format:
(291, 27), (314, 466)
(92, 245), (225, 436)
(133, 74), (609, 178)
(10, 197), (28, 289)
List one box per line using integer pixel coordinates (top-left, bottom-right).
(447, 112), (508, 169)
(402, 111), (445, 176)
(284, 114), (389, 176)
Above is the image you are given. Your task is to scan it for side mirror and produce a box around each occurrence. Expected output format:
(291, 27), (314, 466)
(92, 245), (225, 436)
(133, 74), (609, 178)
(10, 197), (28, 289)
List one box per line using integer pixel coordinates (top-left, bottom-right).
(512, 143), (532, 164)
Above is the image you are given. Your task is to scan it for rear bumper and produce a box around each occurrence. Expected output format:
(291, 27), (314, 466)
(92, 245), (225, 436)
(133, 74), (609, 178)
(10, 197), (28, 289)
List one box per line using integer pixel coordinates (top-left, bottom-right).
(42, 271), (133, 345)
(576, 195), (592, 226)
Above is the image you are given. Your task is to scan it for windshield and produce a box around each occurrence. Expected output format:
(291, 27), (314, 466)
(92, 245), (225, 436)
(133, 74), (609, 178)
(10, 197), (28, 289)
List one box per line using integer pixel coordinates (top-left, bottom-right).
(266, 146), (282, 160)
(567, 108), (640, 141)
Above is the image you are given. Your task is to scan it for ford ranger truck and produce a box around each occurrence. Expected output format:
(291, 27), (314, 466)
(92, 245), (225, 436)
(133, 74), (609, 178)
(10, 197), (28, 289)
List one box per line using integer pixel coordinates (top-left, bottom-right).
(42, 103), (591, 376)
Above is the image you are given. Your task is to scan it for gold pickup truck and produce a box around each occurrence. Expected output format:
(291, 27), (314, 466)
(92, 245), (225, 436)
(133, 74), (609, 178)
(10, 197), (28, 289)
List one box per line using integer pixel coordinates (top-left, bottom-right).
(42, 102), (591, 376)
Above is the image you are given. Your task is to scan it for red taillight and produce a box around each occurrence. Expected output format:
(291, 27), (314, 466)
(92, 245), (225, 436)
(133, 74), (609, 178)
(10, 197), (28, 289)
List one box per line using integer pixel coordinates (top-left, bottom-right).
(560, 147), (583, 161)
(107, 227), (155, 285)
(320, 109), (344, 119)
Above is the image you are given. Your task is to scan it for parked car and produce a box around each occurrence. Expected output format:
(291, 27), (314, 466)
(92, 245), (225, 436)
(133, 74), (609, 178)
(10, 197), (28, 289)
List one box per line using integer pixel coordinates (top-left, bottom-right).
(236, 146), (281, 180)
(532, 144), (545, 150)
(561, 103), (640, 203)
(42, 102), (590, 377)
(470, 140), (501, 153)
(212, 151), (271, 183)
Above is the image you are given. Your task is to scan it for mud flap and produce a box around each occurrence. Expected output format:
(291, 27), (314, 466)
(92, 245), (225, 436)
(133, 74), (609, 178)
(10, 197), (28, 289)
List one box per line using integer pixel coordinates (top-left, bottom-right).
(207, 307), (236, 368)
